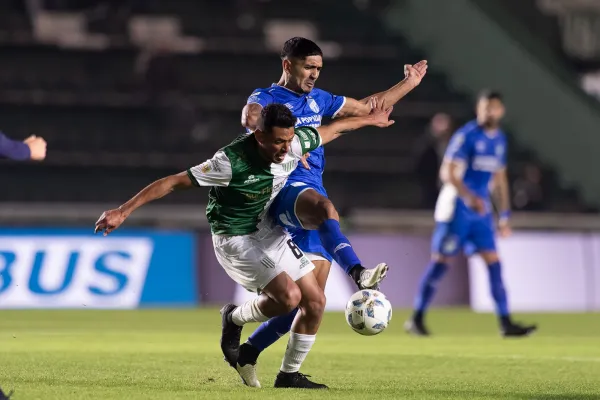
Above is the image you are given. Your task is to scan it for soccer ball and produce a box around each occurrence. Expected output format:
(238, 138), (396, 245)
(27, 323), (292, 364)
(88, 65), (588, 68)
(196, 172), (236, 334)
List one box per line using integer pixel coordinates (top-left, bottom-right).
(345, 289), (392, 336)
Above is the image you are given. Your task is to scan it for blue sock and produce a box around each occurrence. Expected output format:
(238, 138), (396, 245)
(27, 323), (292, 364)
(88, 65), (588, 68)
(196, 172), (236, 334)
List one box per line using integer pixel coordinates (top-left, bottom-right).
(488, 261), (509, 318)
(318, 219), (361, 274)
(247, 308), (298, 352)
(413, 261), (448, 319)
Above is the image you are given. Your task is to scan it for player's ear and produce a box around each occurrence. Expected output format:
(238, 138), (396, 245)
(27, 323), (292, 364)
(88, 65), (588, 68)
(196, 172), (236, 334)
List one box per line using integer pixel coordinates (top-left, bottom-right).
(282, 58), (292, 74)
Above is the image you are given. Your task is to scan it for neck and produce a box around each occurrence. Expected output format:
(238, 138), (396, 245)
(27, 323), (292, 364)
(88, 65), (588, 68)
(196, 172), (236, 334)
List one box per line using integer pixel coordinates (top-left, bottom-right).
(277, 72), (302, 93)
(252, 135), (273, 164)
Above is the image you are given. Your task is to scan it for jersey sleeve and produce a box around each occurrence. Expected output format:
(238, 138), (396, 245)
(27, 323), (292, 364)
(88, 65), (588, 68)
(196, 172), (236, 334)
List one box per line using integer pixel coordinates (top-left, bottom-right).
(187, 151), (233, 187)
(318, 89), (346, 118)
(444, 131), (471, 162)
(246, 89), (274, 108)
(290, 127), (322, 158)
(498, 136), (508, 168)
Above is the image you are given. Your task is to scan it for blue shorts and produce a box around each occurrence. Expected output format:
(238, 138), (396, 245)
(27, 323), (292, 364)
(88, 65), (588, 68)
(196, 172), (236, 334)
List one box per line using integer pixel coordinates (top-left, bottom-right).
(269, 181), (333, 262)
(431, 201), (496, 256)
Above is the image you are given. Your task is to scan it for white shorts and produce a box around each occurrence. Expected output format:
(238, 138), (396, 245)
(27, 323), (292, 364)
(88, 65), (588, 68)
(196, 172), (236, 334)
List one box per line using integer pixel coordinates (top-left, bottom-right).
(212, 226), (315, 293)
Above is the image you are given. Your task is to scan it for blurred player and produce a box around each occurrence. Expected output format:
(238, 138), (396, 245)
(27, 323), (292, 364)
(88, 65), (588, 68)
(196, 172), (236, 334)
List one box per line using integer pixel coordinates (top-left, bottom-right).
(236, 37), (427, 385)
(95, 103), (395, 389)
(0, 132), (46, 161)
(405, 90), (537, 337)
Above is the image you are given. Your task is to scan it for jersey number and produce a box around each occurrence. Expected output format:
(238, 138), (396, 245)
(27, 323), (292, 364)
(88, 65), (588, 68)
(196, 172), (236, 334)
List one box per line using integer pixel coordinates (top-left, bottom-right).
(287, 239), (304, 260)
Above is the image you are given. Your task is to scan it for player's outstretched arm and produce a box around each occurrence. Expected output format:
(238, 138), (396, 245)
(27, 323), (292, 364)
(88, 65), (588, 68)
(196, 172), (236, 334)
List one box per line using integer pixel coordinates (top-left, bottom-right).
(317, 100), (394, 146)
(94, 172), (194, 236)
(0, 132), (47, 161)
(335, 60), (428, 118)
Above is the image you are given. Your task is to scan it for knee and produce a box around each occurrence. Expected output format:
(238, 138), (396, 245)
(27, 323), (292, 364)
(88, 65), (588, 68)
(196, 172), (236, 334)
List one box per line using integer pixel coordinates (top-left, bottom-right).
(314, 198), (338, 225)
(279, 284), (302, 313)
(303, 290), (326, 317)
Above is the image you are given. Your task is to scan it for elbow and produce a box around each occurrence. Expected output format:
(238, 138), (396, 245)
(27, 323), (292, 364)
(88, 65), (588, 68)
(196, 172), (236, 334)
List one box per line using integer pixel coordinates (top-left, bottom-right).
(242, 111), (260, 131)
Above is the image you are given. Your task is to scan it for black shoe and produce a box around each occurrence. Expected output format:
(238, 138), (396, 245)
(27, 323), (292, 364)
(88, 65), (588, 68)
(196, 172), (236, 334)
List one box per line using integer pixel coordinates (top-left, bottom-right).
(220, 303), (243, 367)
(404, 318), (430, 336)
(0, 387), (14, 400)
(238, 342), (260, 367)
(274, 371), (328, 389)
(501, 322), (537, 337)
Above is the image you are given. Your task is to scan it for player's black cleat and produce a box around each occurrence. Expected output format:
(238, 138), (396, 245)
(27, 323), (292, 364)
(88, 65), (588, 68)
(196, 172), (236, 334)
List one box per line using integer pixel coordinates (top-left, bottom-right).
(501, 322), (537, 338)
(404, 318), (431, 336)
(220, 303), (243, 367)
(274, 371), (328, 389)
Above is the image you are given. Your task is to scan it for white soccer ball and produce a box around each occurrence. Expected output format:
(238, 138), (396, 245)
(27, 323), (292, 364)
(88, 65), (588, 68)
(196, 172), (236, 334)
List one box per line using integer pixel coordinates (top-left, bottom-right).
(345, 289), (393, 336)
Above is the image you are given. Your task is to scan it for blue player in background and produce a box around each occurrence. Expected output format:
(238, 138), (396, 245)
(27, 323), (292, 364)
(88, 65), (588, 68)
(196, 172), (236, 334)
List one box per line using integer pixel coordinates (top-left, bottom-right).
(405, 90), (537, 338)
(228, 37), (427, 387)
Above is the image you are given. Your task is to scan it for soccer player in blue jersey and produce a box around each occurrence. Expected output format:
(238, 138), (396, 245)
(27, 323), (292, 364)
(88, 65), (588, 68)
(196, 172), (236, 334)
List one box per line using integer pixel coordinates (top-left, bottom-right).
(405, 90), (537, 337)
(230, 37), (427, 386)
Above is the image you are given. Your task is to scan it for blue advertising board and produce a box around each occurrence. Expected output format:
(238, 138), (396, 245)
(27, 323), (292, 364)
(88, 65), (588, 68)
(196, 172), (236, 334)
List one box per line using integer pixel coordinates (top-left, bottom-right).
(0, 228), (197, 308)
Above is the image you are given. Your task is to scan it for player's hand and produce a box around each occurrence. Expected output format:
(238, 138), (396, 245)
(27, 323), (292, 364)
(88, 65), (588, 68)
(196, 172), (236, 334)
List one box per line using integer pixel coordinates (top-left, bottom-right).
(404, 60), (428, 88)
(23, 135), (47, 161)
(94, 208), (127, 236)
(467, 195), (486, 215)
(369, 98), (395, 128)
(299, 152), (310, 169)
(498, 219), (512, 238)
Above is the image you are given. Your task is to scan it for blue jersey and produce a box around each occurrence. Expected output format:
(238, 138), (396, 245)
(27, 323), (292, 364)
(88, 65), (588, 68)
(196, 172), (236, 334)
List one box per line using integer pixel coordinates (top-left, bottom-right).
(246, 84), (346, 188)
(435, 120), (507, 222)
(431, 120), (506, 255)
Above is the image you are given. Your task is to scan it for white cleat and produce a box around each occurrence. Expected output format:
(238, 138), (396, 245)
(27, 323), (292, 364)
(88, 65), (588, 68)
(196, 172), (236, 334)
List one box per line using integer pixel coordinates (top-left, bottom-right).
(358, 263), (389, 290)
(236, 363), (261, 388)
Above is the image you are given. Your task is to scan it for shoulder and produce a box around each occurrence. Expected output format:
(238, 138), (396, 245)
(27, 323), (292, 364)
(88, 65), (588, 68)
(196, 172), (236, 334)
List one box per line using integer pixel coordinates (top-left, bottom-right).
(247, 87), (275, 103)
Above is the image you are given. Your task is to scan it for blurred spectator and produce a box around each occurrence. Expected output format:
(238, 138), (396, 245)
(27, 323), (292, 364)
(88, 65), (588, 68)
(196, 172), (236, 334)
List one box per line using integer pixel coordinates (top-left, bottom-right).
(512, 163), (545, 211)
(413, 112), (453, 208)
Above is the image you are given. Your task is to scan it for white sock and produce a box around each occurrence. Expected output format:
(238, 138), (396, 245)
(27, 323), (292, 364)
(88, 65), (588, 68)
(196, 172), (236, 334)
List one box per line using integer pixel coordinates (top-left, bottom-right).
(280, 332), (316, 373)
(231, 297), (269, 326)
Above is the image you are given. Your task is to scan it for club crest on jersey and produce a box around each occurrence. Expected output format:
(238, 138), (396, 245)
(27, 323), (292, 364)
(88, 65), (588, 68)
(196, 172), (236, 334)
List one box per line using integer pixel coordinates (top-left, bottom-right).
(476, 141), (486, 153)
(200, 162), (211, 174)
(307, 98), (320, 113)
(495, 144), (504, 156)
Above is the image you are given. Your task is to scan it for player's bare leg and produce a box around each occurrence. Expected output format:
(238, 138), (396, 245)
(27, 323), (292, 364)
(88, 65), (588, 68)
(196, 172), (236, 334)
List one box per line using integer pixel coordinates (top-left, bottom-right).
(221, 271), (302, 374)
(295, 188), (388, 289)
(479, 251), (537, 337)
(274, 272), (328, 389)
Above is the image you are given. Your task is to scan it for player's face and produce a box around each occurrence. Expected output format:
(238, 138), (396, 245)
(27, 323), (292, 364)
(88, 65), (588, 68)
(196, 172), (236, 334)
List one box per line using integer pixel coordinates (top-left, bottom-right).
(477, 98), (505, 128)
(285, 55), (323, 93)
(256, 126), (296, 163)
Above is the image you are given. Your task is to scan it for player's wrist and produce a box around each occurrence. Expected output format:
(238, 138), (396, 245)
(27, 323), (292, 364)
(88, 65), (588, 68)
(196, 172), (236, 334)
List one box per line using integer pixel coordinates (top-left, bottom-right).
(499, 210), (511, 222)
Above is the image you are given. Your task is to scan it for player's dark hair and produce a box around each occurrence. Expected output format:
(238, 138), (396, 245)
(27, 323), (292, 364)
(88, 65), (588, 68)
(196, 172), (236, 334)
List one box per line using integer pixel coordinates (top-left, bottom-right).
(280, 37), (323, 60)
(478, 89), (503, 103)
(259, 104), (296, 133)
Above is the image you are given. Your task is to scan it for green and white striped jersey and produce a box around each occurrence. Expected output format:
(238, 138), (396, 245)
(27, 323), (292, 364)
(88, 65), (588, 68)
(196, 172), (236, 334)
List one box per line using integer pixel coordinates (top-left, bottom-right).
(187, 127), (321, 235)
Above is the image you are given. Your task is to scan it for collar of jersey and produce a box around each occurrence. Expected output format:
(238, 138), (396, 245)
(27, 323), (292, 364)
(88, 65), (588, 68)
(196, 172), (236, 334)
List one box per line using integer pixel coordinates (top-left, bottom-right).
(271, 83), (308, 97)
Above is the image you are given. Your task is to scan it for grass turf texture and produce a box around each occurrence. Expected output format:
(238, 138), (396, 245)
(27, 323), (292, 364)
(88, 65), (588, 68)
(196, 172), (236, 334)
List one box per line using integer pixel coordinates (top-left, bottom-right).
(1, 309), (600, 399)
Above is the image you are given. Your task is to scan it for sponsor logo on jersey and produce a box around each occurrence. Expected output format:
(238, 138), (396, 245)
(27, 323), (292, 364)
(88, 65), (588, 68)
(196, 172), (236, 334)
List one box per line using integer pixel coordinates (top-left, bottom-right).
(244, 175), (260, 184)
(472, 156), (502, 172)
(295, 115), (322, 127)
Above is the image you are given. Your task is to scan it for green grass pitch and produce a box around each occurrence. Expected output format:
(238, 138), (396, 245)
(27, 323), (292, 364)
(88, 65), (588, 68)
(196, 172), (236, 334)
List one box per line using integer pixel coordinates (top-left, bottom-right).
(2, 309), (600, 399)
